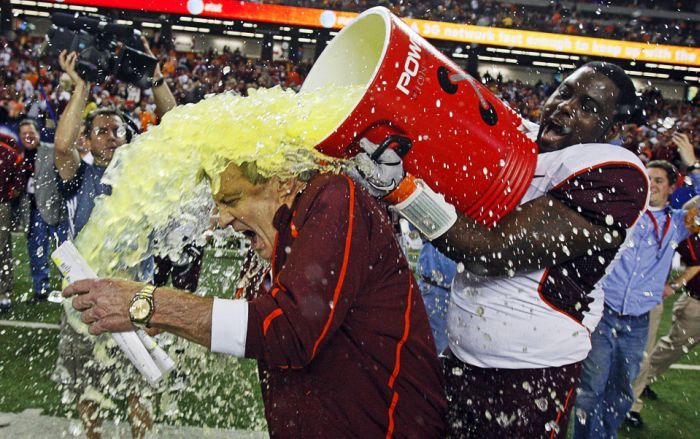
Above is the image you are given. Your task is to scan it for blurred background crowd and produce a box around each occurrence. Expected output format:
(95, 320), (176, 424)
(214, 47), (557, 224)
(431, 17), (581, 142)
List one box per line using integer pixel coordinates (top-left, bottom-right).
(266, 0), (699, 46)
(2, 31), (697, 178)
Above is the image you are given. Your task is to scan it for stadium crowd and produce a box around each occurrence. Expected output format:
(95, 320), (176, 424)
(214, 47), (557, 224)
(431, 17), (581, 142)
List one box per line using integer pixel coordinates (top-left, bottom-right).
(263, 0), (698, 46)
(1, 35), (312, 137)
(2, 35), (697, 171)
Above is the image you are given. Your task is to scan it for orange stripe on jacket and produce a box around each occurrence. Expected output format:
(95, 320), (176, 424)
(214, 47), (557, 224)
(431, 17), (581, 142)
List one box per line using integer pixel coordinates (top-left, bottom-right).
(385, 392), (400, 439)
(310, 175), (355, 360)
(386, 273), (414, 438)
(388, 275), (414, 388)
(263, 308), (284, 336)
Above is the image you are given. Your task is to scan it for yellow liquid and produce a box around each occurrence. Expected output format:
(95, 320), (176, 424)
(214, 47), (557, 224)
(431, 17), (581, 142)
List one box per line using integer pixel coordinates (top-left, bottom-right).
(75, 85), (363, 275)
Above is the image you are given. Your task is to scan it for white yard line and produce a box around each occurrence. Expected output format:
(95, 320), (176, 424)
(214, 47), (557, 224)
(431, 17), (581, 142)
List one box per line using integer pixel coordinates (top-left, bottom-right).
(669, 364), (700, 371)
(0, 320), (60, 330)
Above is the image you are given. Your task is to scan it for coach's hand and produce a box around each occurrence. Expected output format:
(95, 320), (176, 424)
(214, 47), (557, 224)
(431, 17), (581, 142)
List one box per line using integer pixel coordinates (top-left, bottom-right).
(63, 278), (144, 335)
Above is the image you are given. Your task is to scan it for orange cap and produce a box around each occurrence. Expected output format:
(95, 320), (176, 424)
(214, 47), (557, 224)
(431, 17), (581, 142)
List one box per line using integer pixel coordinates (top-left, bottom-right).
(384, 174), (418, 205)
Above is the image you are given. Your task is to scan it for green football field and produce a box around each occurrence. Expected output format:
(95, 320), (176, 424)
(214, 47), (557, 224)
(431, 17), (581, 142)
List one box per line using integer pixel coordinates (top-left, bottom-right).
(1, 233), (698, 436)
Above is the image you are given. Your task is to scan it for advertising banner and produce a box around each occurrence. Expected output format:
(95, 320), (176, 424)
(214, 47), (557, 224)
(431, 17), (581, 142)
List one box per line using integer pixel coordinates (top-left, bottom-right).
(43, 0), (700, 66)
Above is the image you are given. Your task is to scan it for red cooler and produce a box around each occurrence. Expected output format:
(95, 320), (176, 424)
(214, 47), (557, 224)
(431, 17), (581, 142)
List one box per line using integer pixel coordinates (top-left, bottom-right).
(302, 7), (538, 226)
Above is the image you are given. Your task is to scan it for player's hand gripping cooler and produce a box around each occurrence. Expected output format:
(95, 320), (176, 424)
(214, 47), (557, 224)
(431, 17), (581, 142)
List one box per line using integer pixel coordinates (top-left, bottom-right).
(302, 7), (537, 235)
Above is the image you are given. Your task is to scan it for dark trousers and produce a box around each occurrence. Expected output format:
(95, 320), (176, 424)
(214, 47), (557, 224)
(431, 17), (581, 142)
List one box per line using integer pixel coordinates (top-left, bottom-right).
(443, 350), (581, 439)
(0, 201), (12, 294)
(153, 245), (204, 292)
(28, 206), (69, 296)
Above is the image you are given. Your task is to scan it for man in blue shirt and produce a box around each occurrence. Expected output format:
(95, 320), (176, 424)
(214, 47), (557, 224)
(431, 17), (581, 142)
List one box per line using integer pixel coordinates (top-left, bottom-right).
(573, 138), (700, 438)
(399, 221), (456, 353)
(415, 243), (457, 353)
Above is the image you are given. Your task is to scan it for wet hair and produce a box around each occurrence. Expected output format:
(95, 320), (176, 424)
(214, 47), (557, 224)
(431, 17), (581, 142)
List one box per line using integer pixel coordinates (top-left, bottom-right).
(239, 161), (270, 185)
(84, 107), (126, 135)
(239, 161), (317, 185)
(647, 160), (678, 186)
(19, 118), (40, 133)
(85, 107), (140, 141)
(580, 62), (645, 125)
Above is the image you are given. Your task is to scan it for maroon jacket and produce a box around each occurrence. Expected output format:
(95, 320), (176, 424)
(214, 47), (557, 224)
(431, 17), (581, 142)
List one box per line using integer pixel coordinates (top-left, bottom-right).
(677, 235), (700, 300)
(0, 134), (24, 202)
(243, 173), (447, 438)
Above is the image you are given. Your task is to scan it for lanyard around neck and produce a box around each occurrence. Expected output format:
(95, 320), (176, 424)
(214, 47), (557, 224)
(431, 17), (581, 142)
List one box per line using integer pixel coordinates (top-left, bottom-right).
(646, 210), (671, 251)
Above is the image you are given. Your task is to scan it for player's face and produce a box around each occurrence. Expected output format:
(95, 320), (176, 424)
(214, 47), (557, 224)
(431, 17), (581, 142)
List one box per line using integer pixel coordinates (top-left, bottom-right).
(88, 114), (128, 166)
(538, 68), (620, 153)
(647, 167), (674, 208)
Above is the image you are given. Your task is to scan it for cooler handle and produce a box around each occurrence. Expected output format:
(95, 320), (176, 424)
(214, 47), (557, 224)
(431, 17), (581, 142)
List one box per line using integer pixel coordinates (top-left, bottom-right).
(370, 135), (413, 161)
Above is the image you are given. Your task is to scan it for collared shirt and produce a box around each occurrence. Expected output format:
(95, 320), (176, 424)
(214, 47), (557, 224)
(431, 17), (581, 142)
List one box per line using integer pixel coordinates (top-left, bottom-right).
(417, 244), (456, 353)
(602, 172), (700, 316)
(56, 160), (110, 236)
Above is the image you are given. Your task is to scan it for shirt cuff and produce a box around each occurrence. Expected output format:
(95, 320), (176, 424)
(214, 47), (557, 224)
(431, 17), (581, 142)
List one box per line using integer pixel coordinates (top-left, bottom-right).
(210, 298), (248, 357)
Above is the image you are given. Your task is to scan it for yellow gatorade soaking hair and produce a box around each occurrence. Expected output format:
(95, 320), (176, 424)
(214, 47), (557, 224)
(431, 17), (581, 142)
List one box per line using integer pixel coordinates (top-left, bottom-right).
(75, 84), (363, 275)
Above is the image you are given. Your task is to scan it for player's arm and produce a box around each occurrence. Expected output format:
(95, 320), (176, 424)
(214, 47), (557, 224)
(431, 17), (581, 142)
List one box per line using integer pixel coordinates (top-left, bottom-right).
(433, 196), (622, 276)
(348, 140), (646, 277)
(54, 50), (88, 181)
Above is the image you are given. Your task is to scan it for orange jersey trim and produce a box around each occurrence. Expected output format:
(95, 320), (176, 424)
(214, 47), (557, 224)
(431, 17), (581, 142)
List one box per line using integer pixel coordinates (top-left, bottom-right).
(537, 269), (590, 335)
(550, 385), (576, 439)
(310, 175), (356, 360)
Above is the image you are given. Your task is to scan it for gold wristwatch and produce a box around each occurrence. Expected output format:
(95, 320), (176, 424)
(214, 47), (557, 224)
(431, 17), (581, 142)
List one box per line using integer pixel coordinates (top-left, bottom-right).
(129, 284), (157, 328)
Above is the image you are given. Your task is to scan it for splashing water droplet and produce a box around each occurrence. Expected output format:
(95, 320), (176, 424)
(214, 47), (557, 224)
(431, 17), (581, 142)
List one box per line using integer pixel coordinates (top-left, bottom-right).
(535, 398), (548, 411)
(576, 408), (587, 425)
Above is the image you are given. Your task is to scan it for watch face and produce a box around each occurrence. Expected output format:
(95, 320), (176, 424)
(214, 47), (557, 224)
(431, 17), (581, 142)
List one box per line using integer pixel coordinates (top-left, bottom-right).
(130, 297), (151, 321)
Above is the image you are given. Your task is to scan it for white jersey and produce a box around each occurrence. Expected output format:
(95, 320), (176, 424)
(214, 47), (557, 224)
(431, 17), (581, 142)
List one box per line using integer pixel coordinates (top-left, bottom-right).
(448, 143), (648, 368)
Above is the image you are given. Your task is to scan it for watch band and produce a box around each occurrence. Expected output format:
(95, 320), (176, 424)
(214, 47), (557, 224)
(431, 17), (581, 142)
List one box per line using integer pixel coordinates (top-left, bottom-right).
(129, 284), (157, 328)
(152, 76), (165, 88)
(687, 161), (700, 173)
